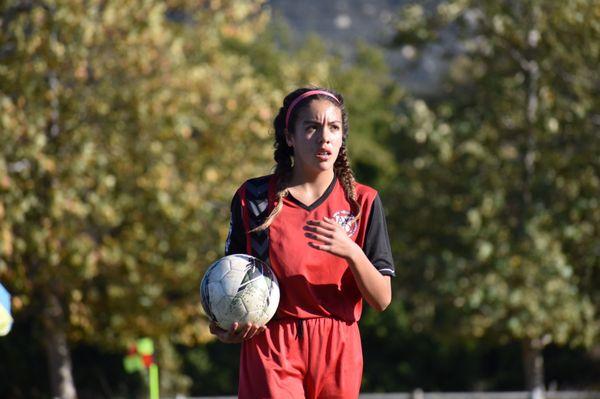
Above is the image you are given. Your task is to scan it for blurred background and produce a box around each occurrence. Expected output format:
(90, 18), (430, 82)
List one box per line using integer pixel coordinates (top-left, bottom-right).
(0, 0), (599, 398)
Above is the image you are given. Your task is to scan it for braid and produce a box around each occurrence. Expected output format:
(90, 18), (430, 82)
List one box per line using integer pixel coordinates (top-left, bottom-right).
(334, 144), (362, 221)
(250, 97), (294, 232)
(250, 178), (288, 233)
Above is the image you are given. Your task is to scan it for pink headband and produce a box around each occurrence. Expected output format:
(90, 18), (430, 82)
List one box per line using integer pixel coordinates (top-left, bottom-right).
(285, 90), (340, 129)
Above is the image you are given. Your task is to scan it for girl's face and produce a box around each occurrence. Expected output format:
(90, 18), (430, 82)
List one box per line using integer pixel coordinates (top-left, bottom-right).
(285, 99), (344, 176)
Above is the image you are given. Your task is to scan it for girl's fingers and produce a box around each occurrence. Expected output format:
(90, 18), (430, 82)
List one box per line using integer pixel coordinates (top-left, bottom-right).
(324, 217), (343, 231)
(210, 322), (268, 343)
(210, 322), (235, 342)
(322, 217), (340, 227)
(308, 241), (331, 251)
(244, 327), (256, 340)
(308, 219), (344, 235)
(245, 325), (262, 340)
(305, 232), (332, 243)
(253, 325), (268, 339)
(305, 226), (334, 237)
(209, 322), (222, 335)
(241, 323), (254, 340)
(307, 220), (336, 230)
(304, 224), (337, 239)
(228, 322), (240, 335)
(214, 329), (233, 343)
(223, 322), (241, 341)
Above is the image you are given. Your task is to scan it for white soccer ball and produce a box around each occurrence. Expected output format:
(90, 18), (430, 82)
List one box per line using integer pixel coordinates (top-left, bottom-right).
(200, 254), (280, 331)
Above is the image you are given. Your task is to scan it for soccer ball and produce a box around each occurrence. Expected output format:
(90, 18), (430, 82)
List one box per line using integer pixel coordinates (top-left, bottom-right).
(200, 254), (280, 331)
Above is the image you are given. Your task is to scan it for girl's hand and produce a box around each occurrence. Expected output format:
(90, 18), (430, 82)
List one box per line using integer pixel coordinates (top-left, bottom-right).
(209, 321), (266, 344)
(304, 216), (360, 260)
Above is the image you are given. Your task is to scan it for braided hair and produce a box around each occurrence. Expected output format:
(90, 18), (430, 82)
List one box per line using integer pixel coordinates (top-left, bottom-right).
(251, 87), (361, 232)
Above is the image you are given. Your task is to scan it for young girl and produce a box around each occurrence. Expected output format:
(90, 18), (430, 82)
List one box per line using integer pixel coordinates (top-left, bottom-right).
(210, 87), (395, 398)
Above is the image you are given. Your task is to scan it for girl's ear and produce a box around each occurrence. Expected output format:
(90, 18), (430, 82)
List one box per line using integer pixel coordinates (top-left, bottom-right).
(284, 128), (294, 147)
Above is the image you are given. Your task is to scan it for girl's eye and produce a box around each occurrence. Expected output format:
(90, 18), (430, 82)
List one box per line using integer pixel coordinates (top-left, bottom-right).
(306, 126), (316, 133)
(331, 125), (340, 131)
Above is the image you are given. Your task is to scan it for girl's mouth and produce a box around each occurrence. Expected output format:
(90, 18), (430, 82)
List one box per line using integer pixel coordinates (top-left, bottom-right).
(316, 149), (332, 161)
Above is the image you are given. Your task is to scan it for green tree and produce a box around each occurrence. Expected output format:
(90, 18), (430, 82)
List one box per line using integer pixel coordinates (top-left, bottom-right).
(388, 0), (599, 391)
(0, 0), (282, 397)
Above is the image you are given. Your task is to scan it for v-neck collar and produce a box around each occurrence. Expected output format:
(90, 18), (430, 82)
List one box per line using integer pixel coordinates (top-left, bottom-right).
(286, 176), (337, 211)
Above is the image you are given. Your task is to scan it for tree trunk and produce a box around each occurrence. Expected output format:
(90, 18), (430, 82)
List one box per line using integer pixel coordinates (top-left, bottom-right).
(43, 291), (78, 399)
(522, 338), (545, 395)
(42, 14), (77, 398)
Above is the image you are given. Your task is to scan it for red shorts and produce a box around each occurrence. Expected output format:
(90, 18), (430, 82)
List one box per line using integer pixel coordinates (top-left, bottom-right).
(239, 317), (363, 399)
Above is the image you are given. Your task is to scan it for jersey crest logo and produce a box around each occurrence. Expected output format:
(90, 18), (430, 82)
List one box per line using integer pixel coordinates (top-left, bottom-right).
(332, 210), (357, 237)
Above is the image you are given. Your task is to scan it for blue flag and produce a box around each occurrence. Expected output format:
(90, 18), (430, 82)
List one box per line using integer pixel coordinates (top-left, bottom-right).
(0, 283), (13, 336)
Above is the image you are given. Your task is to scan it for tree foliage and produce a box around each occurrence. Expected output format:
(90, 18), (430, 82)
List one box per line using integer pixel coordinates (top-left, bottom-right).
(387, 0), (600, 383)
(0, 0), (285, 395)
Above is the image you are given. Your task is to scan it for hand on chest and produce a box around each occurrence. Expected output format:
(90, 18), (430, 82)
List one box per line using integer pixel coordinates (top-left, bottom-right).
(268, 200), (359, 281)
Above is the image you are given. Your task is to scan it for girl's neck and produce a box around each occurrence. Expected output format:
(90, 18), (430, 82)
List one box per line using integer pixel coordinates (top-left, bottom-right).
(288, 167), (335, 193)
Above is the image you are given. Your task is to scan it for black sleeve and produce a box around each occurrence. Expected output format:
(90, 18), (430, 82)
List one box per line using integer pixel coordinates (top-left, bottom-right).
(363, 194), (395, 277)
(224, 192), (247, 255)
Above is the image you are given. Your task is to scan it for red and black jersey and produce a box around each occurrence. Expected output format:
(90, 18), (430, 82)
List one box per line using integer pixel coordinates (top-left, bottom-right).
(225, 174), (394, 323)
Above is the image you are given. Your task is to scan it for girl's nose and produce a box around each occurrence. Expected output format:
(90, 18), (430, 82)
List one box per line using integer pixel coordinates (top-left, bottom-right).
(320, 126), (332, 143)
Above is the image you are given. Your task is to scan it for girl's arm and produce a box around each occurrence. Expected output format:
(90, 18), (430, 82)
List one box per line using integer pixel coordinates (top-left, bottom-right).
(346, 246), (392, 311)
